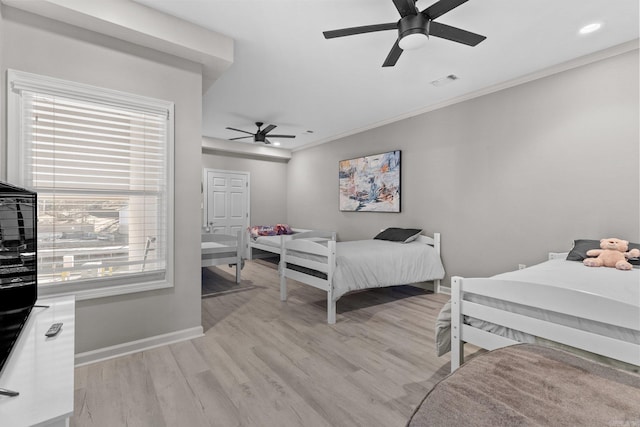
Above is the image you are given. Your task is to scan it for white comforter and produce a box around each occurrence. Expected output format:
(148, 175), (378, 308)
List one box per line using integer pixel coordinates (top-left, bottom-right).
(492, 258), (639, 305)
(332, 239), (445, 300)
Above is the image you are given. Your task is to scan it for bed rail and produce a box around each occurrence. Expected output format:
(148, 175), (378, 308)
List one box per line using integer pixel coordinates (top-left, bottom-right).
(450, 275), (640, 372)
(280, 231), (442, 324)
(201, 230), (243, 283)
(246, 227), (314, 260)
(280, 231), (338, 323)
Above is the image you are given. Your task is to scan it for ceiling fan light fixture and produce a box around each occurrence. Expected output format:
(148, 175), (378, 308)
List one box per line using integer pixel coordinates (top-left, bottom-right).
(399, 32), (429, 50)
(398, 14), (430, 50)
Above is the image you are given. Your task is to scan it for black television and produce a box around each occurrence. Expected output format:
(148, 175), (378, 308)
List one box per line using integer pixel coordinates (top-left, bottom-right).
(0, 181), (37, 376)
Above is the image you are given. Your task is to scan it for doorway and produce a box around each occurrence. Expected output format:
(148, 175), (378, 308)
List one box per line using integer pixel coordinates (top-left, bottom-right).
(203, 168), (250, 235)
(201, 168), (251, 297)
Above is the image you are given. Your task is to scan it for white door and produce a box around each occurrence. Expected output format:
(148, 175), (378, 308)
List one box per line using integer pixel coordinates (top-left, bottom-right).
(204, 169), (249, 235)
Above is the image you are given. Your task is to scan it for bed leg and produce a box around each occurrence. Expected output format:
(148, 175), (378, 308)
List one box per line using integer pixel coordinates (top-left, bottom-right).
(434, 279), (441, 294)
(327, 282), (335, 324)
(235, 230), (243, 284)
(328, 298), (336, 324)
(280, 268), (287, 301)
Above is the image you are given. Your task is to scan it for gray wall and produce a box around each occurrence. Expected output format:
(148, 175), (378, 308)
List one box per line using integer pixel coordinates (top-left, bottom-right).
(1, 7), (204, 353)
(202, 150), (288, 226)
(287, 49), (640, 283)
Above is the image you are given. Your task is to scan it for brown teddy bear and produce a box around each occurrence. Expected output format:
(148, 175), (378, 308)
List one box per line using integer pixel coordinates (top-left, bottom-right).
(583, 238), (640, 270)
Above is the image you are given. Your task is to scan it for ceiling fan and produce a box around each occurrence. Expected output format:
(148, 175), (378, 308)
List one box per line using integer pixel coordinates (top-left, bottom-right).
(225, 122), (296, 145)
(323, 0), (486, 67)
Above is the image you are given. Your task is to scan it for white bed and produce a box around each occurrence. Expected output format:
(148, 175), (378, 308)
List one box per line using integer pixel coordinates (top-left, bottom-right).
(448, 253), (640, 372)
(201, 231), (244, 283)
(247, 227), (311, 259)
(279, 231), (445, 324)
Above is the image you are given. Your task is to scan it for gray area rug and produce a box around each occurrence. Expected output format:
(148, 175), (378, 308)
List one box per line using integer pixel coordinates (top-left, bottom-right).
(408, 344), (640, 427)
(201, 266), (255, 298)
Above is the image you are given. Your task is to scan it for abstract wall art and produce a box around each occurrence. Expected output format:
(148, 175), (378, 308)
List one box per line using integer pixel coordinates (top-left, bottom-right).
(338, 150), (401, 212)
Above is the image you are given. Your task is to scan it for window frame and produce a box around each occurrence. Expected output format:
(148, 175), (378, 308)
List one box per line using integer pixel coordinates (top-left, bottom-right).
(6, 69), (175, 300)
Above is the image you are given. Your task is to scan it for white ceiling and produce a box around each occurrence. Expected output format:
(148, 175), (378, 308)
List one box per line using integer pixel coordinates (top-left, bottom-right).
(135, 0), (639, 151)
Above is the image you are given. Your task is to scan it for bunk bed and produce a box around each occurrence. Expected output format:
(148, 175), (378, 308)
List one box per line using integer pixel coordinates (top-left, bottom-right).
(441, 253), (640, 372)
(247, 225), (311, 259)
(279, 230), (445, 324)
(201, 231), (244, 283)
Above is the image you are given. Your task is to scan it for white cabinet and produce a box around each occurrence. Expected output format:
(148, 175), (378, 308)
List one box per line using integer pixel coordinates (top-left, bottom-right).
(0, 296), (75, 427)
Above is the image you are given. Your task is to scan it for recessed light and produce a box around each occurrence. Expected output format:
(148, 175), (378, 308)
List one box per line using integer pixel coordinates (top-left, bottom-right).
(579, 23), (602, 35)
(272, 141), (281, 146)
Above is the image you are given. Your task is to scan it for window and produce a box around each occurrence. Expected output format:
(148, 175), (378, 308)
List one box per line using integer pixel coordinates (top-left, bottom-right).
(7, 70), (174, 300)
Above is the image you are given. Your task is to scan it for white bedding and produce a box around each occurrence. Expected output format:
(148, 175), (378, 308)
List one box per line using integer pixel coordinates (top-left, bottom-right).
(333, 240), (444, 299)
(288, 239), (445, 300)
(492, 258), (638, 305)
(436, 259), (640, 356)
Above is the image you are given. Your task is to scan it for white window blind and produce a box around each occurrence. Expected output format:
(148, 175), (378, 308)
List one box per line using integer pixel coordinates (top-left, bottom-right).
(8, 70), (174, 299)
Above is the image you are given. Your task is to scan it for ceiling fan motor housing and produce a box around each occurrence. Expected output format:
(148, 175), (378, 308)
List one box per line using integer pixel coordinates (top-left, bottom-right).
(398, 14), (430, 41)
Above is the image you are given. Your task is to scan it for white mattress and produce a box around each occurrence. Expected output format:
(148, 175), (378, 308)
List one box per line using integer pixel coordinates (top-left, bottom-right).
(288, 239), (445, 300)
(466, 259), (640, 346)
(201, 241), (236, 254)
(492, 258), (639, 305)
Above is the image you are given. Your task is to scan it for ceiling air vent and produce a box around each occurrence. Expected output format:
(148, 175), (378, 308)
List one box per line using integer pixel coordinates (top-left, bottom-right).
(431, 74), (459, 87)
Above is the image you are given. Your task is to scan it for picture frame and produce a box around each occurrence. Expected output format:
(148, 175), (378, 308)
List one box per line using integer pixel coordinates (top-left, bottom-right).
(338, 150), (401, 212)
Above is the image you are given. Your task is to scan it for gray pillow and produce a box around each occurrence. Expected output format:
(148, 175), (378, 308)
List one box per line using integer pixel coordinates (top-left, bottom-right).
(566, 239), (601, 261)
(374, 227), (422, 243)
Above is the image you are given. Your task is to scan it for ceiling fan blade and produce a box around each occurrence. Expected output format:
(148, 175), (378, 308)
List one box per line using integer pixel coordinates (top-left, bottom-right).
(392, 0), (417, 17)
(429, 21), (486, 46)
(267, 134), (295, 138)
(225, 127), (254, 135)
(382, 39), (403, 67)
(422, 0), (468, 20)
(229, 136), (253, 140)
(262, 124), (277, 134)
(323, 23), (397, 39)
(264, 139), (272, 145)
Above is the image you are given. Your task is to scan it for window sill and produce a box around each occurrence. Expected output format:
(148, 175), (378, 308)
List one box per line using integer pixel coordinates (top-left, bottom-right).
(38, 279), (173, 301)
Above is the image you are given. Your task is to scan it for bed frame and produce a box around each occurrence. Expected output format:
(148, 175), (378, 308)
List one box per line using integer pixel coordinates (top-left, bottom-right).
(280, 231), (441, 324)
(450, 253), (640, 372)
(201, 231), (244, 283)
(247, 227), (310, 260)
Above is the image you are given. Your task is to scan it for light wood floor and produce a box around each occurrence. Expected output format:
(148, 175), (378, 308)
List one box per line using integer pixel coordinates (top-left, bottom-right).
(71, 260), (463, 427)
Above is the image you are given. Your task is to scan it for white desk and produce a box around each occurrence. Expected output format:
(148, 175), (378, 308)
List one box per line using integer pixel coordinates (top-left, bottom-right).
(0, 296), (75, 427)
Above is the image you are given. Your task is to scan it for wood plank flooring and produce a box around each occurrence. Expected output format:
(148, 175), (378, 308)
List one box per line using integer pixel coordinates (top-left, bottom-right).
(71, 260), (469, 427)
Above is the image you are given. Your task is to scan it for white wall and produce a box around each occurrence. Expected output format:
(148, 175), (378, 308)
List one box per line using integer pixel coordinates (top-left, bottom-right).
(1, 6), (205, 353)
(287, 49), (640, 283)
(202, 150), (289, 226)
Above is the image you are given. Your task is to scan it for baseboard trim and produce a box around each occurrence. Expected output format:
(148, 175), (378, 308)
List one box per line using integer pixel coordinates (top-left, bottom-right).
(74, 326), (204, 367)
(439, 286), (451, 295)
